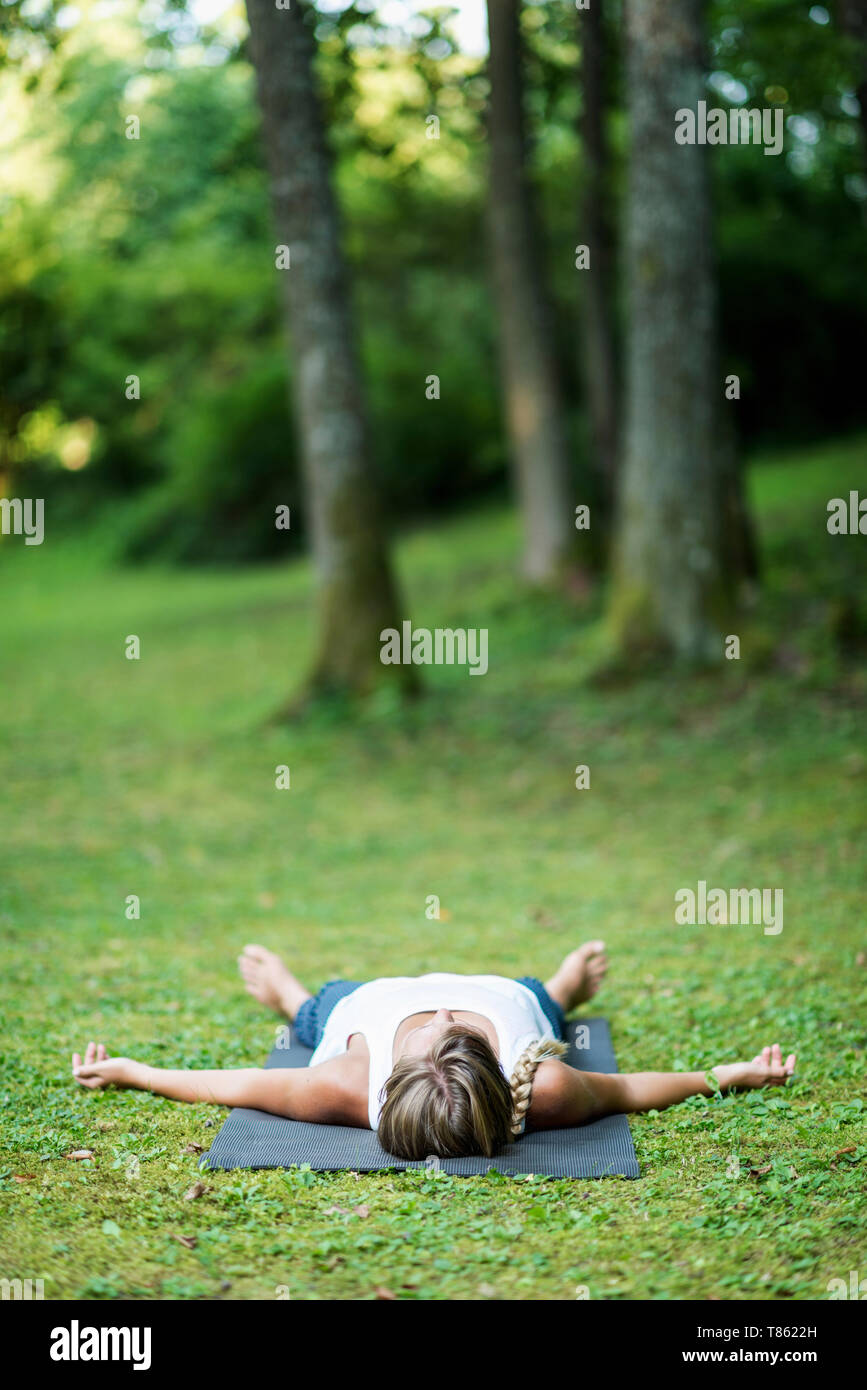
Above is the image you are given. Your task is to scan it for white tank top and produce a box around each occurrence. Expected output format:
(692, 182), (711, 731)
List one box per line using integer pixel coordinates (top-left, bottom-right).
(308, 973), (555, 1129)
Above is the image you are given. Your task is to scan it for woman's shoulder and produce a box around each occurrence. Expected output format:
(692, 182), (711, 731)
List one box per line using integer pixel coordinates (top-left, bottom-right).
(305, 1049), (371, 1127)
(525, 1059), (574, 1128)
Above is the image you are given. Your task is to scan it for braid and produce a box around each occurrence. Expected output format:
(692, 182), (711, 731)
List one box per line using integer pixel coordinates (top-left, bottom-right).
(509, 1038), (569, 1139)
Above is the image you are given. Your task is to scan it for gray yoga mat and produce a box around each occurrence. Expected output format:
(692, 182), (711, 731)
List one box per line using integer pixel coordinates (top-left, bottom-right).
(200, 1017), (639, 1178)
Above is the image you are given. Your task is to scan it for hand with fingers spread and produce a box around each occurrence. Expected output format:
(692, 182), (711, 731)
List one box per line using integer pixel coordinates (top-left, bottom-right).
(713, 1043), (797, 1092)
(72, 1042), (134, 1090)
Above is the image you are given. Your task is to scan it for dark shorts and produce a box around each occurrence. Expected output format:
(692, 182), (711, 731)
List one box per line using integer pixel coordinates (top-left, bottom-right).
(294, 976), (566, 1051)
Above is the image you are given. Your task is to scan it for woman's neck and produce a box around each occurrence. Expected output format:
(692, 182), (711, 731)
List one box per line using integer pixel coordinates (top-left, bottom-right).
(392, 1009), (500, 1061)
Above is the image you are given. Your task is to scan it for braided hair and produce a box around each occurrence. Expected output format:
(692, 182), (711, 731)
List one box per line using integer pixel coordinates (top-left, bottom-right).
(508, 1038), (569, 1139)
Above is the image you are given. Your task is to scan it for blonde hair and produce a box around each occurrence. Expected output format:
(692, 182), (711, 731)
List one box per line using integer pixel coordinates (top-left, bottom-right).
(377, 1025), (569, 1160)
(507, 1037), (569, 1139)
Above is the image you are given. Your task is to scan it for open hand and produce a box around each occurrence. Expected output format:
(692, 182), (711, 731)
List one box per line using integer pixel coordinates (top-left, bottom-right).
(716, 1044), (797, 1091)
(72, 1042), (131, 1089)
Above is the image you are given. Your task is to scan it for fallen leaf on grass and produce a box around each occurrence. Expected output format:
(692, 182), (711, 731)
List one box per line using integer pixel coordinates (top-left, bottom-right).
(323, 1205), (352, 1217)
(184, 1181), (206, 1201)
(65, 1150), (94, 1161)
(13, 1174), (36, 1182)
(830, 1146), (858, 1169)
(749, 1165), (772, 1177)
(374, 1285), (397, 1301)
(172, 1234), (197, 1250)
(183, 1143), (204, 1155)
(353, 1205), (370, 1219)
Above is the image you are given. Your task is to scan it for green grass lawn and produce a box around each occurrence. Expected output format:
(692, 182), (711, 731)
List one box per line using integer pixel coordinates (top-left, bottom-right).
(1, 435), (865, 1301)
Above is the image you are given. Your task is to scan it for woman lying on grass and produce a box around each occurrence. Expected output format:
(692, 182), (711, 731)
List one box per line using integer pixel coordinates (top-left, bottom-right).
(72, 942), (796, 1159)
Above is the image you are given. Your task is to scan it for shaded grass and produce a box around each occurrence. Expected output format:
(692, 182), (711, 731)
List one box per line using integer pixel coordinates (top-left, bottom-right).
(0, 434), (865, 1300)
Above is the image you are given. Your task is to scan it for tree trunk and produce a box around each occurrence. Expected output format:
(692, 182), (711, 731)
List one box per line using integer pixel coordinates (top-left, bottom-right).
(485, 0), (577, 588)
(578, 0), (619, 505)
(838, 1), (867, 160)
(245, 0), (412, 700)
(609, 0), (748, 662)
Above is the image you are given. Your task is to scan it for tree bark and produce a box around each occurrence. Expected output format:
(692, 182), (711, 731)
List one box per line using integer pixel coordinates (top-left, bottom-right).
(485, 0), (577, 587)
(838, 1), (867, 160)
(609, 0), (749, 662)
(578, 0), (619, 504)
(245, 0), (412, 700)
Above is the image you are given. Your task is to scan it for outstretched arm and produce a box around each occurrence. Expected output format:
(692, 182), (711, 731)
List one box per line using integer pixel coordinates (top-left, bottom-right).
(72, 1042), (369, 1126)
(529, 1044), (797, 1129)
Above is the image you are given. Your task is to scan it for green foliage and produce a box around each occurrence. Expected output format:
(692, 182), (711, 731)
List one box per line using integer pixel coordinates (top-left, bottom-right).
(120, 356), (300, 564)
(1, 2), (866, 561)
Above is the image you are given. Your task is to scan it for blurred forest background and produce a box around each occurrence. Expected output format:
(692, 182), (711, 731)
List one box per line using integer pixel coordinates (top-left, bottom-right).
(1, 1), (866, 655)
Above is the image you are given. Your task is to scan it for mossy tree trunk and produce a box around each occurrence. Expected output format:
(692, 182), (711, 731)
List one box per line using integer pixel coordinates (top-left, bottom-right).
(485, 0), (578, 588)
(609, 0), (751, 663)
(578, 0), (619, 510)
(245, 0), (412, 700)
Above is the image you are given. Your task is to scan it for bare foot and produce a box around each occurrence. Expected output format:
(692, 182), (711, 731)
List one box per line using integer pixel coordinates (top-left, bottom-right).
(544, 941), (608, 1012)
(238, 944), (311, 1019)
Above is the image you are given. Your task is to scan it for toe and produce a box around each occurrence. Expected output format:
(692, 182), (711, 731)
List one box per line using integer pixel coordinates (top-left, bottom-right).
(582, 940), (606, 958)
